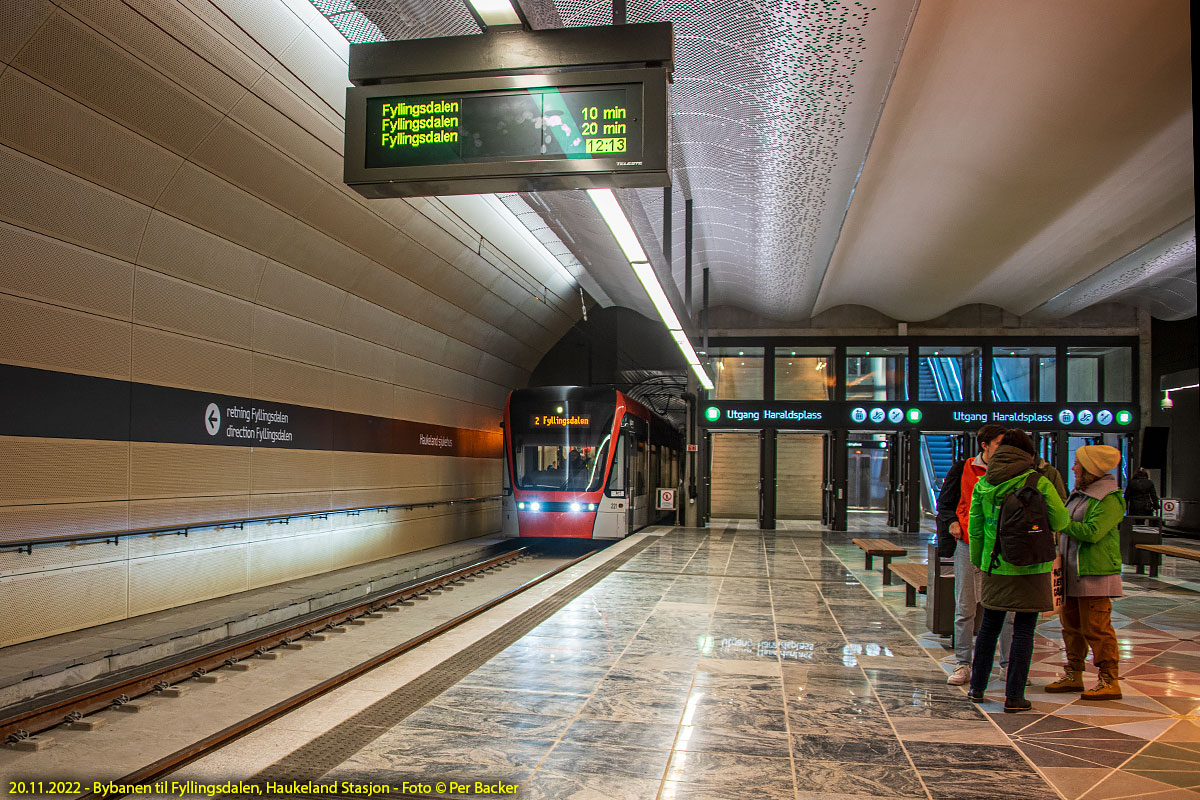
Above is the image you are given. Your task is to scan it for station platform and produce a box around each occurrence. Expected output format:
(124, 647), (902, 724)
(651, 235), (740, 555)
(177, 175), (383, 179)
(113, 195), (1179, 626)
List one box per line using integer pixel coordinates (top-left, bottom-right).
(3, 523), (1198, 799)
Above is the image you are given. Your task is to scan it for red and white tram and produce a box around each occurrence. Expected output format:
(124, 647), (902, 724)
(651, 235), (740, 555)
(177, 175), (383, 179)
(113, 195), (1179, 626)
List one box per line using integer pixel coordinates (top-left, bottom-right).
(502, 386), (683, 538)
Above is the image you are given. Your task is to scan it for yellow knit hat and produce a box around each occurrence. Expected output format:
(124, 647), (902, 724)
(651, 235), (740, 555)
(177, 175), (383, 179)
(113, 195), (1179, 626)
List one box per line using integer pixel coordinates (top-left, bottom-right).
(1076, 444), (1121, 476)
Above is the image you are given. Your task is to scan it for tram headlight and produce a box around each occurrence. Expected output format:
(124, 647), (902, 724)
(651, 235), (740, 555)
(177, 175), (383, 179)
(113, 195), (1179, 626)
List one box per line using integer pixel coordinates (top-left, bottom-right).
(570, 502), (581, 513)
(530, 502), (541, 512)
(517, 502), (525, 510)
(588, 503), (597, 511)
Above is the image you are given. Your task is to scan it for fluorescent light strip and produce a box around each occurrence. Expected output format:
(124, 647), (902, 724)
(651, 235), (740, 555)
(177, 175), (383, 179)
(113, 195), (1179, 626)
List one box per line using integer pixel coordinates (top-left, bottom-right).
(586, 189), (713, 390)
(586, 189), (649, 263)
(672, 330), (714, 390)
(631, 261), (682, 329)
(465, 0), (522, 25)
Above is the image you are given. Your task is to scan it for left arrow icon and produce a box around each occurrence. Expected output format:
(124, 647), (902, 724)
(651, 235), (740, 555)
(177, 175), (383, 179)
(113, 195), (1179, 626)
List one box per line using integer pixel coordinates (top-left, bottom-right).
(205, 403), (221, 436)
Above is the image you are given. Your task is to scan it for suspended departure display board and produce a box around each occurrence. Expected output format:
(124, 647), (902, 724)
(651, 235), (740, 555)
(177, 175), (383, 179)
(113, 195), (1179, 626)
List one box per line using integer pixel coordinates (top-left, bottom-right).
(345, 70), (668, 198)
(343, 23), (673, 198)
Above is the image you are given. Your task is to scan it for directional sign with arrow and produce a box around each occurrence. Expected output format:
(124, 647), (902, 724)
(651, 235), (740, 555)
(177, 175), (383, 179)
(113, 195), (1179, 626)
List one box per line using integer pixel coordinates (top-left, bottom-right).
(205, 402), (221, 436)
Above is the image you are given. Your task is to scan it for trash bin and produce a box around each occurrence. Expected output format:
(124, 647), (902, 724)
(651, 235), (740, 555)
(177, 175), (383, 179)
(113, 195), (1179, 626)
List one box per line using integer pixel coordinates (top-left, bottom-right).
(1119, 518), (1162, 574)
(926, 545), (954, 635)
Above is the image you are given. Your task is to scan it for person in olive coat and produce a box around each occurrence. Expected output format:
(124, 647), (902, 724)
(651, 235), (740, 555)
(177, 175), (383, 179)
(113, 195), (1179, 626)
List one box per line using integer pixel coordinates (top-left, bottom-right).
(966, 430), (1071, 712)
(1044, 445), (1126, 700)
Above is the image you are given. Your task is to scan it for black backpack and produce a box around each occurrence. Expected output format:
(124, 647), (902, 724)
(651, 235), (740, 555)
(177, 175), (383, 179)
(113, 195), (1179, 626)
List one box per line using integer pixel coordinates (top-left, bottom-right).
(988, 472), (1056, 571)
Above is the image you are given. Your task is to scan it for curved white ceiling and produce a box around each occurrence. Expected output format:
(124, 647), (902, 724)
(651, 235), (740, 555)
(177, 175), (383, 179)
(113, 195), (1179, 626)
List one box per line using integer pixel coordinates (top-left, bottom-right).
(814, 0), (1195, 322)
(321, 0), (1196, 325)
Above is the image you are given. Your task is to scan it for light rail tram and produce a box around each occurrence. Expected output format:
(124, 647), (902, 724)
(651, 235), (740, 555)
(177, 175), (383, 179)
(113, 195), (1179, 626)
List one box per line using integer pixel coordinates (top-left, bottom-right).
(501, 386), (683, 538)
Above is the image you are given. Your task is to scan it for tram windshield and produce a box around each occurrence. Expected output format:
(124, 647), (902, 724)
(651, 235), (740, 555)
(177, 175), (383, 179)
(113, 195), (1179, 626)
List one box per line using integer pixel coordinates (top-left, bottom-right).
(509, 397), (615, 492)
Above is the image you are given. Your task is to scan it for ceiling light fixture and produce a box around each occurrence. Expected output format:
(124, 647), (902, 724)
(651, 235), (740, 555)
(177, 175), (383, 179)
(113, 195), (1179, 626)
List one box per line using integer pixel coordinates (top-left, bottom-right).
(1162, 382), (1198, 410)
(588, 189), (713, 390)
(630, 261), (683, 329)
(465, 0), (522, 26)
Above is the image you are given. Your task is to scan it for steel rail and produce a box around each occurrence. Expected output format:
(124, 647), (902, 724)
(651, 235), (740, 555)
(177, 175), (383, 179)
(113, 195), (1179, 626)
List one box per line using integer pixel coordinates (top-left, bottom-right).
(0, 547), (530, 745)
(75, 547), (597, 799)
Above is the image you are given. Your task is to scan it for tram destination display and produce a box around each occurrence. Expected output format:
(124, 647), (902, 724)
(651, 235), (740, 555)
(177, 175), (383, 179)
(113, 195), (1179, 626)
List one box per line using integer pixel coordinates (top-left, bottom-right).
(345, 70), (668, 198)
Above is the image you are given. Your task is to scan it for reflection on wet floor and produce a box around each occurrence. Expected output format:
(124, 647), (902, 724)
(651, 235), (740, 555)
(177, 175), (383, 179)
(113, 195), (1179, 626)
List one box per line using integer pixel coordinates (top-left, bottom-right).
(327, 520), (1199, 799)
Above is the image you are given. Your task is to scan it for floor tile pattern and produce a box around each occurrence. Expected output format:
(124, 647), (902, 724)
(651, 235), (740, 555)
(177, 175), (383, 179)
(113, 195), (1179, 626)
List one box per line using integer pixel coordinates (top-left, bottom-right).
(827, 516), (1200, 800)
(306, 517), (1198, 799)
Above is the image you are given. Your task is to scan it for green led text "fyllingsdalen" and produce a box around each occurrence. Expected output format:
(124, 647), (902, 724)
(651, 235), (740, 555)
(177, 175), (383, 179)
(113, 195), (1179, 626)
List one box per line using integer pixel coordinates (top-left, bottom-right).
(380, 100), (459, 149)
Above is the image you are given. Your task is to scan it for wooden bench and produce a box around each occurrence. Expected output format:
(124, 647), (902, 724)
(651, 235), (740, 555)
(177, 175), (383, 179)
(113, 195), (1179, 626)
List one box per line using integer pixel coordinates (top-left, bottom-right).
(889, 562), (930, 607)
(851, 538), (908, 585)
(1136, 543), (1200, 578)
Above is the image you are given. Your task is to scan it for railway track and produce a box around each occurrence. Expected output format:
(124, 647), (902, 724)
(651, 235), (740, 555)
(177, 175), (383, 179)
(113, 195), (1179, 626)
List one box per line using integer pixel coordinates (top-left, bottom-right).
(2, 543), (601, 797)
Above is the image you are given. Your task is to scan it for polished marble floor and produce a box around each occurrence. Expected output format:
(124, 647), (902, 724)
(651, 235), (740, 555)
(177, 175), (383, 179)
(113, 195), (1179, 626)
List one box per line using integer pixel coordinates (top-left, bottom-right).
(323, 520), (1199, 799)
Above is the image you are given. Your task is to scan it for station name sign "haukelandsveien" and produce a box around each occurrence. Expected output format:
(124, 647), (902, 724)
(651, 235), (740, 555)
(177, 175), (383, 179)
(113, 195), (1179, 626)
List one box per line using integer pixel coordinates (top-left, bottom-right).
(700, 401), (1137, 431)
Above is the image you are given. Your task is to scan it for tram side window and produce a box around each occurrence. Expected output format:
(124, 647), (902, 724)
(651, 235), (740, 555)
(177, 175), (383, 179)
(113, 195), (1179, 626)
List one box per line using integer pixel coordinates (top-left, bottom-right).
(585, 437), (611, 492)
(636, 440), (648, 497)
(607, 432), (626, 495)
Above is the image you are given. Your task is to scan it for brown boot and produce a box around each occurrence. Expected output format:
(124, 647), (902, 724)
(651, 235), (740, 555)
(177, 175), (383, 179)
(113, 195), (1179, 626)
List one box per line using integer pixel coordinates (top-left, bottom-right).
(1081, 672), (1122, 700)
(1044, 668), (1085, 693)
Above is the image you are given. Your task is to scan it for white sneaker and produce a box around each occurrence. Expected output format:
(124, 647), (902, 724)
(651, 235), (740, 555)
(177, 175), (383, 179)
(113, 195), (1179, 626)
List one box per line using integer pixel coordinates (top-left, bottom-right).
(947, 664), (971, 685)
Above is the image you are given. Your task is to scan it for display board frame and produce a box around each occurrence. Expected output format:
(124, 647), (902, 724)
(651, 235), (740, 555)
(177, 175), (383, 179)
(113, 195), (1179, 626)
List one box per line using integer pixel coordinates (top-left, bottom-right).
(345, 68), (669, 198)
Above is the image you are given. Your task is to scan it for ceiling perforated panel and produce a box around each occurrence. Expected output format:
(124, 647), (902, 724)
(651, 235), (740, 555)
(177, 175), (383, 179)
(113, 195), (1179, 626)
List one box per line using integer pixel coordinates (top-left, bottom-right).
(1031, 220), (1197, 322)
(542, 0), (918, 322)
(310, 0), (479, 41)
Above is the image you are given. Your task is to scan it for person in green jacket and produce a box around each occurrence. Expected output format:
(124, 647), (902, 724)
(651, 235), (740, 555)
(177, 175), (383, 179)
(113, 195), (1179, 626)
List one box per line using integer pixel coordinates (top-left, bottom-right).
(1044, 444), (1126, 700)
(967, 430), (1071, 712)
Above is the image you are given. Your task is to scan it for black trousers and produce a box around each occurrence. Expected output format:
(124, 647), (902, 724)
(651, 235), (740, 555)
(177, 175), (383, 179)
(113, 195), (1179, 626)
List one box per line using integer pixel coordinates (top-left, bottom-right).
(969, 607), (1038, 701)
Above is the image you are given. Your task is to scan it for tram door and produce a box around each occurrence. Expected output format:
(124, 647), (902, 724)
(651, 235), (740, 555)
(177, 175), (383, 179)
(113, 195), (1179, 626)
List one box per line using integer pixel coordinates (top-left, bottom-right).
(709, 432), (760, 519)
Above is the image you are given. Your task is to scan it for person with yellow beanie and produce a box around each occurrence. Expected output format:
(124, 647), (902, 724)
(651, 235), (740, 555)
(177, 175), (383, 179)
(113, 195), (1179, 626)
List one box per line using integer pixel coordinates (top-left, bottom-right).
(1044, 444), (1126, 700)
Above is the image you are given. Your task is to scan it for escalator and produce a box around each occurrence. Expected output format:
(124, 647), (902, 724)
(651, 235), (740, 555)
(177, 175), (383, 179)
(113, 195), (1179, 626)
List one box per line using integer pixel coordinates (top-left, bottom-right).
(918, 358), (958, 512)
(919, 355), (1028, 511)
(992, 359), (1013, 402)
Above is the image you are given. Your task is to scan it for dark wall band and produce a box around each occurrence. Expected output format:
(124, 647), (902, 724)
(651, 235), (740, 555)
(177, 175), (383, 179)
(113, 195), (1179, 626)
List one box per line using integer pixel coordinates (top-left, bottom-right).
(0, 364), (502, 458)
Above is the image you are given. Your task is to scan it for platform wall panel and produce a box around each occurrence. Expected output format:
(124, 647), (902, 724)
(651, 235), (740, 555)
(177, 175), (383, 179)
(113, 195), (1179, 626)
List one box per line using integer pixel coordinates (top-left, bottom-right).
(128, 543), (250, 616)
(0, 562), (130, 647)
(134, 268), (256, 349)
(132, 326), (257, 397)
(0, 437), (131, 507)
(0, 0), (579, 648)
(0, 220), (134, 320)
(0, 502), (501, 646)
(0, 293), (132, 380)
